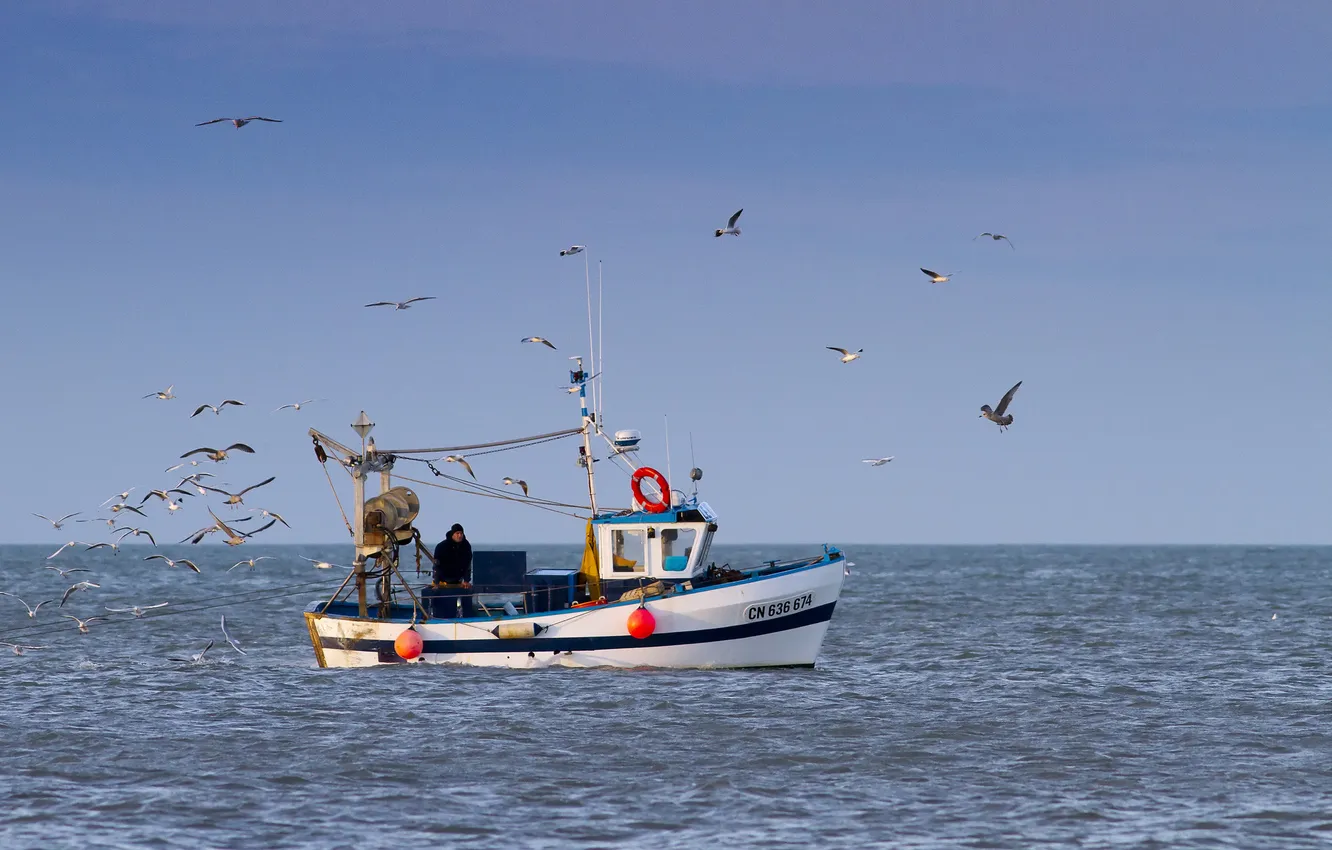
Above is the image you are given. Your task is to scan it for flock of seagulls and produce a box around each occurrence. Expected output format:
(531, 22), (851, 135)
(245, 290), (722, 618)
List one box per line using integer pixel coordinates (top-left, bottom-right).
(2, 370), (321, 660)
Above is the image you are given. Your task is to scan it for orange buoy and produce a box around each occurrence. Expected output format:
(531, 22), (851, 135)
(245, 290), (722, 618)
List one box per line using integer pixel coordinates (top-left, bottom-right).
(394, 628), (423, 660)
(626, 606), (656, 639)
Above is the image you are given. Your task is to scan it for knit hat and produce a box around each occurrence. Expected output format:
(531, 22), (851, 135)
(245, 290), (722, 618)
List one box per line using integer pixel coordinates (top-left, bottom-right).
(449, 523), (464, 534)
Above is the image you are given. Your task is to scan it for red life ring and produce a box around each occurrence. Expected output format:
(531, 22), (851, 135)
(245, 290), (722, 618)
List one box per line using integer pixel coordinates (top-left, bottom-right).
(630, 466), (670, 513)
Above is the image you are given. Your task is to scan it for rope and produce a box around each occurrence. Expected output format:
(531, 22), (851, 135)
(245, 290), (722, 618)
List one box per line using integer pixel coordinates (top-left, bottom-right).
(379, 427), (583, 456)
(322, 458), (354, 538)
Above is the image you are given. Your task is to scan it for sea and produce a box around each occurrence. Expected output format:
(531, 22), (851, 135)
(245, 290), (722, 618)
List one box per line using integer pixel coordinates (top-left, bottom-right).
(2, 543), (1331, 849)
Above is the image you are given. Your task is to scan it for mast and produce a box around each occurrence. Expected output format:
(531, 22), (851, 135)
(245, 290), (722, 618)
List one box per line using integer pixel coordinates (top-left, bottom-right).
(575, 356), (599, 516)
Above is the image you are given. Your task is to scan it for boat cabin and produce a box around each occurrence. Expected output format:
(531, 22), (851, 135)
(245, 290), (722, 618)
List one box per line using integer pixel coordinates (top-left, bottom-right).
(592, 499), (718, 583)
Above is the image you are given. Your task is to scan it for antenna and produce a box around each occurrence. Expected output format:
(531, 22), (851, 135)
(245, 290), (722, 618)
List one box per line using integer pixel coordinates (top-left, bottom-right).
(597, 259), (604, 428)
(582, 249), (596, 422)
(689, 432), (698, 496)
(664, 414), (672, 506)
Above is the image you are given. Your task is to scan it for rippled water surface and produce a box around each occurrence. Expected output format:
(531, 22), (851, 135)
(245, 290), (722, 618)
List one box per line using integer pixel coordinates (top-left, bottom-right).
(3, 543), (1332, 848)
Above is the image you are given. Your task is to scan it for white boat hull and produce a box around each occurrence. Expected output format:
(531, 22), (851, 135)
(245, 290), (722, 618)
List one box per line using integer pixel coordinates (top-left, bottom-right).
(305, 556), (846, 669)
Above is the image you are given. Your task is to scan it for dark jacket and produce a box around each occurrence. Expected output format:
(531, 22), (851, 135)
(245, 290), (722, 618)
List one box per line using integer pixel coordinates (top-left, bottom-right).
(433, 536), (472, 584)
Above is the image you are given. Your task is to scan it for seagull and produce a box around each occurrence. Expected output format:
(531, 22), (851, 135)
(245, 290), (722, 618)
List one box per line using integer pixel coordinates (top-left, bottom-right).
(196, 508), (273, 546)
(980, 380), (1023, 432)
(85, 542), (121, 555)
(0, 592), (56, 619)
(443, 455), (475, 480)
(100, 489), (135, 507)
(63, 614), (104, 634)
(521, 337), (557, 350)
(191, 400), (245, 418)
(48, 541), (91, 559)
(33, 512), (80, 529)
(827, 347), (863, 364)
(113, 527), (158, 546)
(201, 476), (276, 508)
(364, 297), (436, 310)
(109, 504), (147, 518)
(228, 556), (275, 572)
(974, 232), (1014, 249)
(60, 581), (101, 607)
(144, 554), (202, 573)
(1, 642), (48, 656)
(140, 489), (192, 506)
(76, 517), (119, 529)
(181, 513), (255, 545)
(920, 268), (958, 284)
(275, 400), (318, 412)
(196, 116), (282, 129)
(502, 477), (530, 497)
(301, 556), (345, 570)
(220, 615), (246, 655)
(862, 457), (894, 466)
(169, 640), (214, 664)
(143, 385), (176, 400)
(560, 245), (585, 256)
(249, 508), (290, 528)
(715, 208), (743, 237)
(44, 564), (91, 578)
(181, 444), (256, 463)
(165, 460), (205, 473)
(106, 602), (168, 618)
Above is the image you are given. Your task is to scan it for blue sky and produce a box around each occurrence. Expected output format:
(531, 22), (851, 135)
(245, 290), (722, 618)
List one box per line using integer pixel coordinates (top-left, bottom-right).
(3, 1), (1331, 545)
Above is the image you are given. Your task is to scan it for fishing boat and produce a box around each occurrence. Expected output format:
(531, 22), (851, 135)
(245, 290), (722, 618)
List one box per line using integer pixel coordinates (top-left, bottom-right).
(302, 359), (847, 669)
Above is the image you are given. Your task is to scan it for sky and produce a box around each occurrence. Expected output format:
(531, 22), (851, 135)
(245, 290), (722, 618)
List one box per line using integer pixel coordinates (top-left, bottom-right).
(2, 1), (1331, 546)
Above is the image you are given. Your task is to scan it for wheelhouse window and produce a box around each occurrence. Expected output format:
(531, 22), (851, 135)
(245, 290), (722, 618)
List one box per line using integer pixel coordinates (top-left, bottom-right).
(659, 527), (698, 572)
(611, 529), (647, 573)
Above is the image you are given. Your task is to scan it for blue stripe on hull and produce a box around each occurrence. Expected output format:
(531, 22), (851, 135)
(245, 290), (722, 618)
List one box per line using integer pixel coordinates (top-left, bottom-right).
(318, 601), (837, 656)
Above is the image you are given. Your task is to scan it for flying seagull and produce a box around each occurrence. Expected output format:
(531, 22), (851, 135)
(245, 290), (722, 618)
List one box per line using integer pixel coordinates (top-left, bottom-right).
(920, 268), (958, 284)
(1, 643), (48, 656)
(974, 232), (1014, 249)
(502, 477), (530, 497)
(140, 489), (192, 505)
(100, 489), (135, 507)
(181, 443), (256, 463)
(980, 380), (1023, 432)
(169, 640), (214, 664)
(827, 347), (863, 364)
(201, 476), (276, 508)
(249, 508), (290, 528)
(113, 526), (158, 547)
(715, 208), (743, 237)
(364, 297), (436, 310)
(85, 542), (121, 555)
(33, 512), (80, 529)
(144, 554), (202, 573)
(143, 385), (175, 400)
(443, 455), (475, 480)
(275, 399), (318, 412)
(228, 556), (275, 572)
(0, 592), (56, 619)
(560, 245), (585, 256)
(60, 581), (101, 608)
(191, 400), (245, 417)
(106, 602), (169, 618)
(48, 541), (92, 559)
(301, 556), (346, 570)
(63, 614), (104, 634)
(44, 564), (91, 578)
(196, 116), (282, 129)
(521, 337), (557, 350)
(862, 457), (894, 466)
(220, 615), (246, 655)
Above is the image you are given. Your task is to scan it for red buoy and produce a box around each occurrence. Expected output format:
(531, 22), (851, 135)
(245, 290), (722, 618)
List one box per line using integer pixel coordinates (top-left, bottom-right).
(626, 606), (656, 639)
(394, 628), (423, 660)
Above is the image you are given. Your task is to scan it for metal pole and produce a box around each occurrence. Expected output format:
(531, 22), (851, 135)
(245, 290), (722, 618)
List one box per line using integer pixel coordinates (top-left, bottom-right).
(578, 358), (599, 516)
(353, 449), (368, 617)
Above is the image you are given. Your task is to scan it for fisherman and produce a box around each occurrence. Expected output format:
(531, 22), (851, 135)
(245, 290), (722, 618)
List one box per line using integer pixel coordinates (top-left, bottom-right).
(429, 523), (474, 617)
